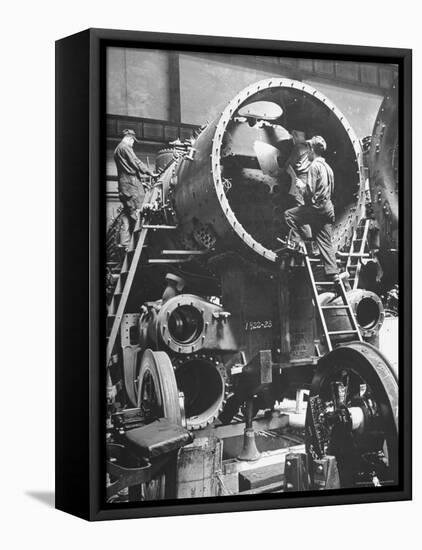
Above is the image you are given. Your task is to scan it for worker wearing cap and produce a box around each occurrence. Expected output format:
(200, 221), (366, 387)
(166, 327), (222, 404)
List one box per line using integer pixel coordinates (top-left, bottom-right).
(284, 136), (339, 282)
(114, 129), (158, 245)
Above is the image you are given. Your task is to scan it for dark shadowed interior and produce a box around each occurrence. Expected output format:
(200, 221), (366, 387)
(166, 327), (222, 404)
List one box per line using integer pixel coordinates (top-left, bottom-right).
(220, 87), (360, 250)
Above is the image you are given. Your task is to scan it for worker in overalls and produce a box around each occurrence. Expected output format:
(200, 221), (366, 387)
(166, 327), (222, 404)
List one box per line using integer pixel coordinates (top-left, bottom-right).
(114, 129), (158, 246)
(284, 136), (339, 283)
(284, 130), (312, 238)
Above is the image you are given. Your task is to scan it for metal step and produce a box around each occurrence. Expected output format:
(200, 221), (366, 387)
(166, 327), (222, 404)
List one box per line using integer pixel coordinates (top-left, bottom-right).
(327, 330), (360, 335)
(160, 250), (207, 255)
(321, 305), (350, 310)
(142, 224), (177, 230)
(148, 258), (191, 264)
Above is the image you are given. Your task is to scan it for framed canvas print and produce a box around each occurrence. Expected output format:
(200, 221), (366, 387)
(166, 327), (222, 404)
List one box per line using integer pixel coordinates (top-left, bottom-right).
(55, 28), (412, 520)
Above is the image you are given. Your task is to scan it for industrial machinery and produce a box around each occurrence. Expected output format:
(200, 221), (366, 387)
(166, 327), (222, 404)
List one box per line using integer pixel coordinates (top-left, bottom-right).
(106, 78), (398, 501)
(366, 78), (399, 295)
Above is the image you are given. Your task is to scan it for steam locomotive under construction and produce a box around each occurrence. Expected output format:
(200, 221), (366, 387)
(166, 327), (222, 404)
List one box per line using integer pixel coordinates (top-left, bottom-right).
(105, 77), (399, 502)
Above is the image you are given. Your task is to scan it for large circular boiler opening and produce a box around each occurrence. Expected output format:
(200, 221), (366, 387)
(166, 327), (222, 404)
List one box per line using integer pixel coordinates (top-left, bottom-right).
(172, 79), (364, 263)
(218, 81), (363, 254)
(168, 305), (204, 344)
(355, 297), (382, 330)
(175, 358), (225, 430)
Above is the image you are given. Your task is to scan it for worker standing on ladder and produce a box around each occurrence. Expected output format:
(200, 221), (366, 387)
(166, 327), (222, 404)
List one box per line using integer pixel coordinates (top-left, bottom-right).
(114, 129), (158, 247)
(284, 135), (340, 284)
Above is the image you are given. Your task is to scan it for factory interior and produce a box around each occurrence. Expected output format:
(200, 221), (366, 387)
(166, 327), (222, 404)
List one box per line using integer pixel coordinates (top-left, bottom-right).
(105, 48), (399, 501)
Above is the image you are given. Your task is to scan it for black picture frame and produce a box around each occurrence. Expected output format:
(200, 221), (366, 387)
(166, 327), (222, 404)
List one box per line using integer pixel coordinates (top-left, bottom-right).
(55, 28), (412, 521)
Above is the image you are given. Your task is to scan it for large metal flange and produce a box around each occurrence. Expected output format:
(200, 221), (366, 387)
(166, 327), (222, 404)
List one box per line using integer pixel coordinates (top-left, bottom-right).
(319, 289), (385, 340)
(156, 293), (224, 355)
(172, 352), (227, 431)
(349, 290), (385, 339)
(210, 78), (366, 261)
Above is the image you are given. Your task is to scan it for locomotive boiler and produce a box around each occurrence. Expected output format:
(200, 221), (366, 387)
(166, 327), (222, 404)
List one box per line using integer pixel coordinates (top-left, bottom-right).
(106, 78), (398, 500)
(367, 78), (399, 294)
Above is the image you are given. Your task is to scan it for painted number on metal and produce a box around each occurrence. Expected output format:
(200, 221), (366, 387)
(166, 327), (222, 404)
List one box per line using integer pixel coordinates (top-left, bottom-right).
(245, 320), (273, 331)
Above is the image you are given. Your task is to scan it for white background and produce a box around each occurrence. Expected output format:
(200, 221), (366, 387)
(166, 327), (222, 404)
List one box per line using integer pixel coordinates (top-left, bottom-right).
(0, 1), (418, 548)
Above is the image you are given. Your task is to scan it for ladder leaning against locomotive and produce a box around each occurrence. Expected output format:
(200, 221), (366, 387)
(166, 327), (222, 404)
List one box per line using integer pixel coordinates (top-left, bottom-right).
(106, 185), (372, 372)
(105, 77), (399, 498)
(105, 183), (398, 497)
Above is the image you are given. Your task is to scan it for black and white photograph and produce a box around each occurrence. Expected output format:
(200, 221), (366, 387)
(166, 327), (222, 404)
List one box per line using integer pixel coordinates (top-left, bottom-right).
(2, 0), (420, 543)
(104, 45), (402, 504)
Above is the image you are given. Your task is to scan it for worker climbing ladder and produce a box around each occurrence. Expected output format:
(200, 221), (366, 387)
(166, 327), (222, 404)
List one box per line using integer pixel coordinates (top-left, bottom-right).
(302, 243), (363, 352)
(106, 185), (177, 367)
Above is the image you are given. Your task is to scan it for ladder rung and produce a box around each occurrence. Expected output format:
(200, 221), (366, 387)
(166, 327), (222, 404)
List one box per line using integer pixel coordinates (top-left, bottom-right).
(142, 225), (177, 229)
(327, 330), (360, 335)
(321, 305), (350, 310)
(315, 281), (335, 285)
(338, 252), (370, 258)
(160, 250), (207, 255)
(310, 258), (342, 265)
(148, 258), (191, 264)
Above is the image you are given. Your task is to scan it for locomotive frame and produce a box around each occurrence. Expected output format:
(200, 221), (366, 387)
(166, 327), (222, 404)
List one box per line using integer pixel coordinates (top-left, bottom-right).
(55, 28), (412, 521)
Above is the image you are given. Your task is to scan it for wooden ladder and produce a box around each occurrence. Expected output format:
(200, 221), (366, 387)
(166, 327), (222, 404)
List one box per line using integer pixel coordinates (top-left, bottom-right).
(302, 244), (363, 352)
(345, 218), (371, 290)
(106, 186), (177, 366)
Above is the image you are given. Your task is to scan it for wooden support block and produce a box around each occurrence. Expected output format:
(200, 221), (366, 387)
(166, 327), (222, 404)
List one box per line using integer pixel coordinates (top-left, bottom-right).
(176, 436), (223, 498)
(239, 463), (284, 491)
